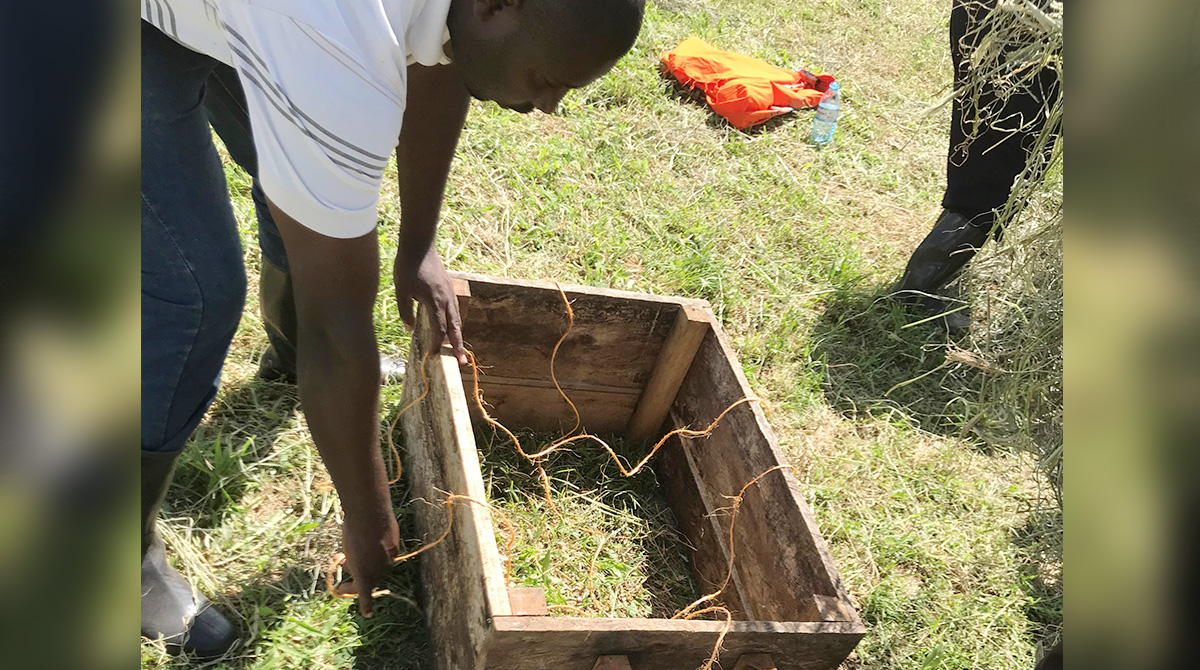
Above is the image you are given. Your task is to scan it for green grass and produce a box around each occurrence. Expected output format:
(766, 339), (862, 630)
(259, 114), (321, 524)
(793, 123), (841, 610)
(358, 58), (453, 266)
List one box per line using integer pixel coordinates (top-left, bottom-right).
(142, 1), (1061, 668)
(479, 429), (701, 619)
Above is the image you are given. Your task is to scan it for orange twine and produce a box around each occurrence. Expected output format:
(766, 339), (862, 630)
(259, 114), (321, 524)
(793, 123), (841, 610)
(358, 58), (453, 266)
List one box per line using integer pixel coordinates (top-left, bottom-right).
(680, 605), (733, 670)
(672, 464), (793, 620)
(331, 280), (783, 670)
(327, 493), (517, 599)
(383, 349), (431, 485)
(464, 285), (769, 494)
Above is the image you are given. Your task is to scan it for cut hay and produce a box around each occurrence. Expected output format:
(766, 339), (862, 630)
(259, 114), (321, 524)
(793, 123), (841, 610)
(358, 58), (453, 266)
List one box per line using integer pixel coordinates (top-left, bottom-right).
(951, 0), (1064, 499)
(477, 427), (702, 618)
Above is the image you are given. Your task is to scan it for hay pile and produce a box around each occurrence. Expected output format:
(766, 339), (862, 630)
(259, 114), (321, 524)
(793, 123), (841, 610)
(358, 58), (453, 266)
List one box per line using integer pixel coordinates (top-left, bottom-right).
(954, 0), (1064, 500)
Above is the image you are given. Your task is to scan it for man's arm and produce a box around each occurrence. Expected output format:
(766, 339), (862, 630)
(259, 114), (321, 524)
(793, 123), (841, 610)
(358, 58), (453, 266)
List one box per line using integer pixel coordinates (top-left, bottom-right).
(268, 202), (399, 618)
(393, 63), (471, 363)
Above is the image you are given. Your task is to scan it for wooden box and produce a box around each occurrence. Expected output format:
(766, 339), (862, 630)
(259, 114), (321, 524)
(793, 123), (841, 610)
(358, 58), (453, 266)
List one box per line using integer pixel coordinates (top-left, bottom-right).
(401, 273), (864, 670)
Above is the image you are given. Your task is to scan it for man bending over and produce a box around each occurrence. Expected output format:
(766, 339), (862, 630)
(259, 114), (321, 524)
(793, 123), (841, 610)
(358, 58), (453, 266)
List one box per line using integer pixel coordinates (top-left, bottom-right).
(141, 0), (644, 656)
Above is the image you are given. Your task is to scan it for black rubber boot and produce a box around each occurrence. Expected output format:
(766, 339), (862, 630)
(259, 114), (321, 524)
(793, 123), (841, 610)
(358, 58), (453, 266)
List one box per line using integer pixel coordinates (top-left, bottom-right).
(1035, 641), (1062, 670)
(257, 258), (406, 384)
(257, 258), (299, 383)
(142, 450), (238, 658)
(891, 209), (991, 335)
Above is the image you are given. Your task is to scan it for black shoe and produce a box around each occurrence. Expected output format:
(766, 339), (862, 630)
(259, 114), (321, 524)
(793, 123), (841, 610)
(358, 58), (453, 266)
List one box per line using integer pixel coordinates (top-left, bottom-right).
(141, 534), (239, 658)
(911, 294), (971, 337)
(890, 209), (990, 335)
(892, 209), (991, 298)
(142, 451), (239, 658)
(257, 343), (296, 383)
(1035, 642), (1062, 670)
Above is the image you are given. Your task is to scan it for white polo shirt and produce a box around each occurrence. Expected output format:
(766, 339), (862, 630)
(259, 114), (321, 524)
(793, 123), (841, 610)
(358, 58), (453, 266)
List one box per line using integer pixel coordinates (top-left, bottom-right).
(142, 0), (452, 238)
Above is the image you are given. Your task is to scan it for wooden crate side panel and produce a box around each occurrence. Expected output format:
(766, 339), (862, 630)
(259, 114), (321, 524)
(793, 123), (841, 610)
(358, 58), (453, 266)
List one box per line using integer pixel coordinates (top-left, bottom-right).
(486, 617), (864, 670)
(450, 271), (712, 308)
(671, 329), (859, 623)
(402, 335), (511, 670)
(467, 381), (638, 434)
(430, 351), (513, 615)
(655, 431), (752, 618)
(452, 275), (693, 430)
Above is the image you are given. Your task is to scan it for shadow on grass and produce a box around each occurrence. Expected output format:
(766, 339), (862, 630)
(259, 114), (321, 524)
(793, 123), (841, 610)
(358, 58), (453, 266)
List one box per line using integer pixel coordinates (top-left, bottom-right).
(217, 566), (325, 670)
(811, 284), (983, 444)
(1012, 508), (1064, 652)
(167, 377), (301, 528)
(813, 284), (1064, 651)
(812, 282), (1065, 497)
(350, 554), (431, 670)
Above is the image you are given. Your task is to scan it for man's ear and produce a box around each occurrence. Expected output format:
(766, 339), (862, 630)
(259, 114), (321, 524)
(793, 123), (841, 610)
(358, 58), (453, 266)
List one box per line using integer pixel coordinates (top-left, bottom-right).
(474, 0), (522, 22)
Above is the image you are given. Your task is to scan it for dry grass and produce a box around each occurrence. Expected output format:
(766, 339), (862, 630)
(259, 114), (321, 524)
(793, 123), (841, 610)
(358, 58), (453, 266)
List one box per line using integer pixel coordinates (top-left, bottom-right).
(479, 429), (701, 618)
(954, 0), (1064, 496)
(142, 1), (1061, 669)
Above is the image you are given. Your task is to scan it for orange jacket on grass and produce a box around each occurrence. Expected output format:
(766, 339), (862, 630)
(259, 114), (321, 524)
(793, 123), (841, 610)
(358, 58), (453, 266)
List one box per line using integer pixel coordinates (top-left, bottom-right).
(662, 36), (836, 129)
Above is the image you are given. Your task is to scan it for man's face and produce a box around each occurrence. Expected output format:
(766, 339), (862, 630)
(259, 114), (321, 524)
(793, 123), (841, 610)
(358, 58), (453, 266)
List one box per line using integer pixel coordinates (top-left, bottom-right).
(447, 8), (621, 114)
(465, 54), (617, 114)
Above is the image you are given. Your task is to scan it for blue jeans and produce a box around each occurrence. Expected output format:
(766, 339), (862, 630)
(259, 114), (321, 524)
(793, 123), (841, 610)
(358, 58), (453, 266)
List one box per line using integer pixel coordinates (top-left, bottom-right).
(141, 22), (249, 453)
(202, 60), (289, 271)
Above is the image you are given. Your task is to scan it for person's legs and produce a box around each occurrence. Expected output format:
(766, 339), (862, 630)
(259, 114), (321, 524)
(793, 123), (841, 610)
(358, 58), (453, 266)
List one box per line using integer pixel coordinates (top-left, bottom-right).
(202, 64), (300, 380)
(895, 0), (1060, 334)
(943, 0), (1061, 231)
(140, 20), (243, 656)
(943, 0), (1009, 229)
(142, 28), (247, 455)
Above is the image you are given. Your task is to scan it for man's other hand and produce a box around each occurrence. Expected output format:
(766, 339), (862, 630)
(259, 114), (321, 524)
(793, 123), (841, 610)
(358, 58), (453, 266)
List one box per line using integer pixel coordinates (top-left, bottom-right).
(394, 248), (466, 364)
(337, 508), (401, 618)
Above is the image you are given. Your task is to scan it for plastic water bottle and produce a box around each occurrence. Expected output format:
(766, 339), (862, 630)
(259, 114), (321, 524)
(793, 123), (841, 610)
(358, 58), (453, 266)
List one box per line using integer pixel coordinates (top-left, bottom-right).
(810, 82), (841, 145)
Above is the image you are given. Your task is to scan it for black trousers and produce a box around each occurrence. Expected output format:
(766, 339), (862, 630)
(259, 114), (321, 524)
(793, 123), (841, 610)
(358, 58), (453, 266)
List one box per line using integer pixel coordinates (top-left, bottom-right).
(942, 0), (1061, 229)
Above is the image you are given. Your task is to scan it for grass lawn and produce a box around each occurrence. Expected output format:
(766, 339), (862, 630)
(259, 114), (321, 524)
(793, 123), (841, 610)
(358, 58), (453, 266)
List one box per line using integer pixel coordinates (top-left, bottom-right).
(142, 0), (1062, 668)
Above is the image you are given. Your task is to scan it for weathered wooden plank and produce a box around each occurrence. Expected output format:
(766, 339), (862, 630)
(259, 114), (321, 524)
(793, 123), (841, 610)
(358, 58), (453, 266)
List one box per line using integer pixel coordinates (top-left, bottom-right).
(469, 381), (639, 434)
(811, 594), (858, 622)
(626, 304), (712, 442)
(450, 272), (711, 308)
(486, 617), (864, 670)
(507, 587), (550, 616)
(401, 315), (511, 670)
(655, 430), (751, 618)
(669, 328), (860, 624)
(591, 656), (633, 670)
(452, 275), (473, 299)
(432, 350), (513, 616)
(734, 653), (779, 670)
(449, 273), (693, 401)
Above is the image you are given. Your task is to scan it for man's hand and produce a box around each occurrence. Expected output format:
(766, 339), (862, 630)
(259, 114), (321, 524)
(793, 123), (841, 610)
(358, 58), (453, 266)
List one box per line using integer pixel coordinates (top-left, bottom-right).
(394, 247), (467, 364)
(392, 63), (470, 363)
(336, 507), (401, 617)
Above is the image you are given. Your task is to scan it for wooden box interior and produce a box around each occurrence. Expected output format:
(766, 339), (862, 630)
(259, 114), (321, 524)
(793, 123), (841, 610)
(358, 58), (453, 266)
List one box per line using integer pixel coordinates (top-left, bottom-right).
(401, 273), (865, 670)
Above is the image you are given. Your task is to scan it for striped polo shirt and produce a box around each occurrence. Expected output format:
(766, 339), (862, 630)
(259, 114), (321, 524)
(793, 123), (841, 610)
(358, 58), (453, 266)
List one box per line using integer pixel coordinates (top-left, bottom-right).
(142, 0), (452, 238)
